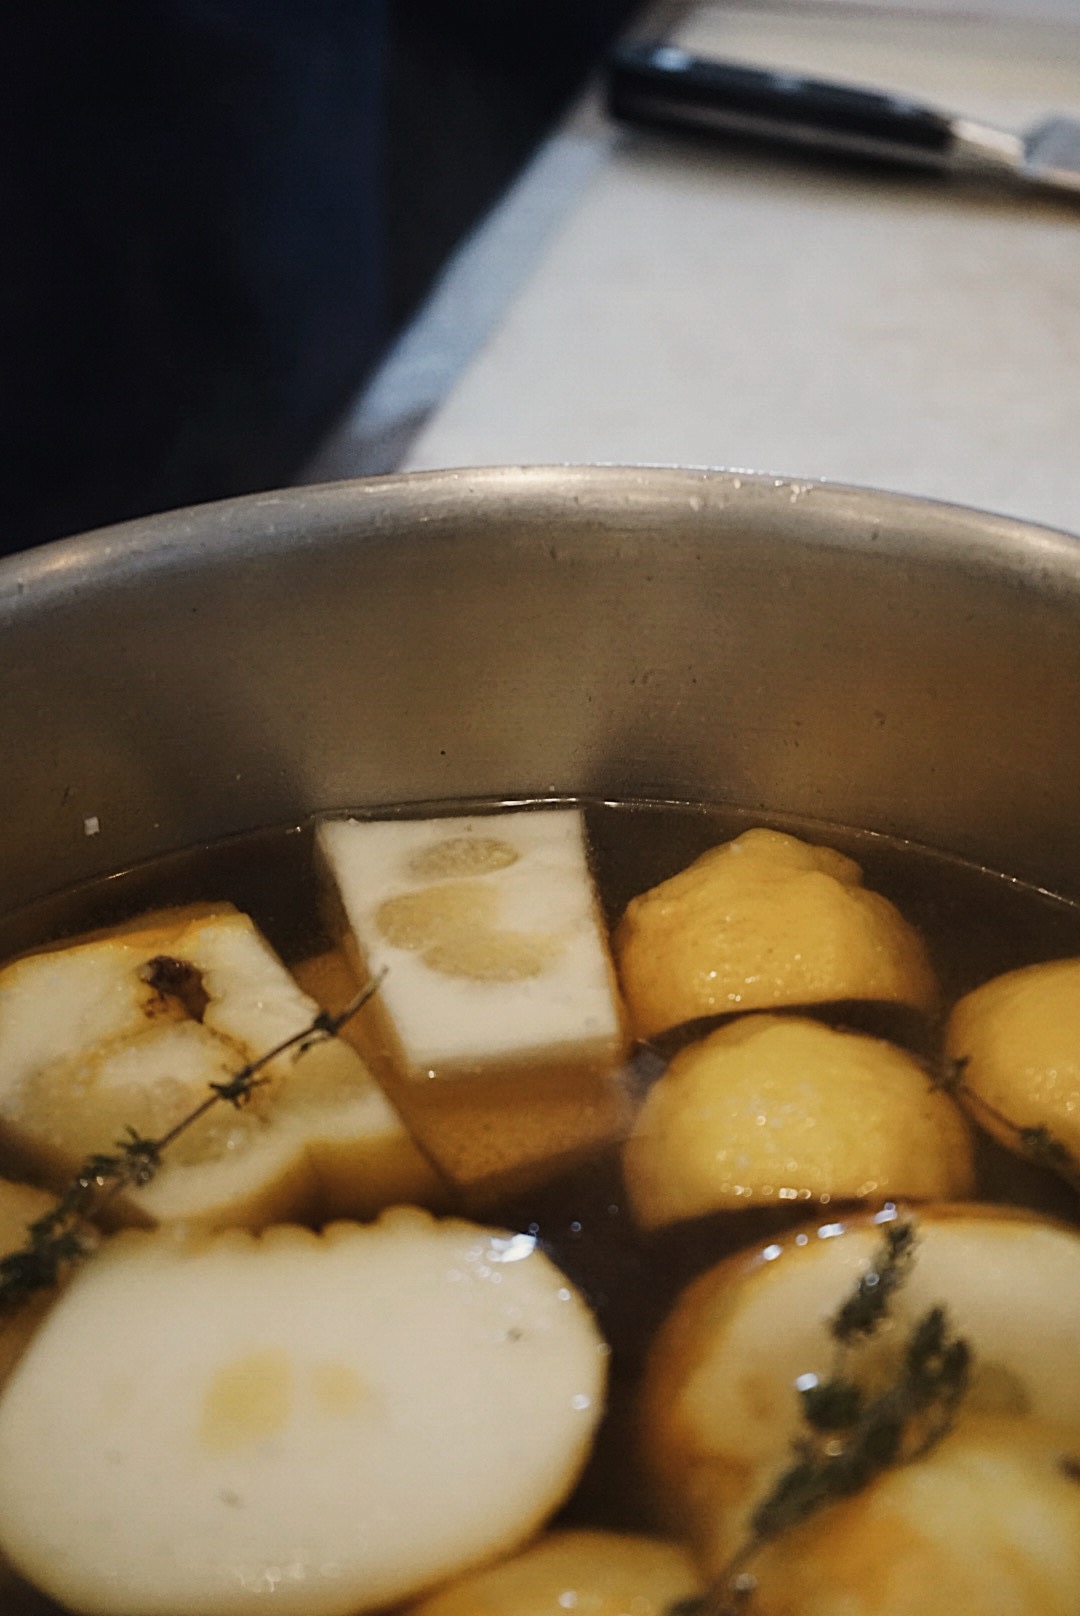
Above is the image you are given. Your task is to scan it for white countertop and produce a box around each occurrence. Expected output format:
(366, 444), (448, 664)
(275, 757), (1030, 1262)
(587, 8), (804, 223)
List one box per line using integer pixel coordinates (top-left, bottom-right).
(312, 1), (1080, 535)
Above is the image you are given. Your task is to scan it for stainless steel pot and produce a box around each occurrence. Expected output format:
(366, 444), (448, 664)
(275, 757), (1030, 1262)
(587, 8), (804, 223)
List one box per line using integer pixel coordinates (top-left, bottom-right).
(2, 464), (1079, 920)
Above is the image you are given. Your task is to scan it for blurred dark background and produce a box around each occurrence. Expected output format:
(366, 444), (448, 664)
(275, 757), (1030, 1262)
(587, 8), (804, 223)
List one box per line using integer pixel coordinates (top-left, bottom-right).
(2, 0), (639, 554)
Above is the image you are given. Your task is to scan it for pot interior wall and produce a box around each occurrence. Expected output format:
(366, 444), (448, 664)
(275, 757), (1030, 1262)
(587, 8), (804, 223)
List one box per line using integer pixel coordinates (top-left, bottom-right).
(2, 465), (1079, 918)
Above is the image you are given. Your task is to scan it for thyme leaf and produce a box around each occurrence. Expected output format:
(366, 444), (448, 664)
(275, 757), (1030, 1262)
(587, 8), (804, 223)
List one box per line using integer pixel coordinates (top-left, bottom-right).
(672, 1217), (972, 1616)
(798, 1376), (863, 1432)
(0, 974), (384, 1315)
(829, 1217), (916, 1347)
(1017, 1125), (1077, 1178)
(933, 1058), (1080, 1196)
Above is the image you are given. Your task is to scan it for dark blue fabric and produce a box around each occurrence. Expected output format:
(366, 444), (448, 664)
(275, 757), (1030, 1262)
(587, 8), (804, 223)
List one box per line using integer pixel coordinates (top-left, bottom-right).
(3, 1), (386, 550)
(2, 0), (638, 552)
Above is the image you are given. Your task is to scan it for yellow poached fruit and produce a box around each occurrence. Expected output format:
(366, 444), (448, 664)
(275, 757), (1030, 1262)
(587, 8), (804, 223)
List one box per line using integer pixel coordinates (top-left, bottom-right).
(946, 956), (1080, 1165)
(615, 828), (938, 1040)
(744, 1415), (1080, 1616)
(640, 1206), (1080, 1577)
(624, 1015), (974, 1229)
(402, 1529), (701, 1616)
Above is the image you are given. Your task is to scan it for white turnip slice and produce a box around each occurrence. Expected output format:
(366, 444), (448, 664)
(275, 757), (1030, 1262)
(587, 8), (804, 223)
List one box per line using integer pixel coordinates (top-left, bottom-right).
(0, 1209), (607, 1615)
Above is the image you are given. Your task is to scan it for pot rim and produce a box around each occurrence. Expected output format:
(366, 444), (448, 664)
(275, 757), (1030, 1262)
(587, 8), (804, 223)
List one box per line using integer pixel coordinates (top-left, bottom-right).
(3, 465), (1079, 619)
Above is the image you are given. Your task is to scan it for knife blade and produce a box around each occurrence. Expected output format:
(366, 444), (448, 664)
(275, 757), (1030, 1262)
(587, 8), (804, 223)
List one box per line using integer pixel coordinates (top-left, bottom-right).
(607, 40), (1080, 198)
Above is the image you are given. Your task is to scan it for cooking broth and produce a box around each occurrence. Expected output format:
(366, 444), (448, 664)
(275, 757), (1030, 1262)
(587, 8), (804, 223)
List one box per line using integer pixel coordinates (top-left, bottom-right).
(7, 799), (1080, 999)
(1, 799), (1080, 1613)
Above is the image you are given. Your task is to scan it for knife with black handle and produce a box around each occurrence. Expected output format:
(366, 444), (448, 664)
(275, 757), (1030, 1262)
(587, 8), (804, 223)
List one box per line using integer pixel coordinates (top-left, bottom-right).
(606, 40), (1080, 195)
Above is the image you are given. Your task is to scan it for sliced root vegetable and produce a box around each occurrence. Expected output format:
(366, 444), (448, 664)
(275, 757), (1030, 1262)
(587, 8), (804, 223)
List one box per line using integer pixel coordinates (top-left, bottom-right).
(614, 827), (938, 1041)
(945, 956), (1080, 1168)
(317, 811), (629, 1193)
(641, 1204), (1080, 1575)
(0, 1210), (608, 1616)
(0, 909), (440, 1227)
(288, 946), (446, 1220)
(402, 1528), (702, 1616)
(624, 1015), (973, 1228)
(744, 1415), (1080, 1616)
(278, 1042), (446, 1222)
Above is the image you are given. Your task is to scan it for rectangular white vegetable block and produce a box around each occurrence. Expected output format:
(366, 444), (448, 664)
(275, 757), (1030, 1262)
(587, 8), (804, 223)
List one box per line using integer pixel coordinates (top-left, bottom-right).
(316, 809), (629, 1189)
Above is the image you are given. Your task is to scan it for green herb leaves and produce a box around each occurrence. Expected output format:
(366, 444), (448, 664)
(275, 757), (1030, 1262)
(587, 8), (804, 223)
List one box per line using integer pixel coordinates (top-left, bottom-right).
(677, 1216), (971, 1616)
(830, 1217), (916, 1345)
(0, 978), (382, 1315)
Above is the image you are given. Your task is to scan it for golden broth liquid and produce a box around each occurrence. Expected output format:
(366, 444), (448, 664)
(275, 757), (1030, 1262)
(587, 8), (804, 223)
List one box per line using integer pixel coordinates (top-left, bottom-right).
(1, 800), (1080, 1608)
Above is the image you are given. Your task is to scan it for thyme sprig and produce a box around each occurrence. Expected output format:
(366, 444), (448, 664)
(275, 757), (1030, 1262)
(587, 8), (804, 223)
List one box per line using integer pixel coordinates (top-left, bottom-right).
(0, 976), (383, 1315)
(933, 1057), (1080, 1196)
(673, 1217), (971, 1616)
